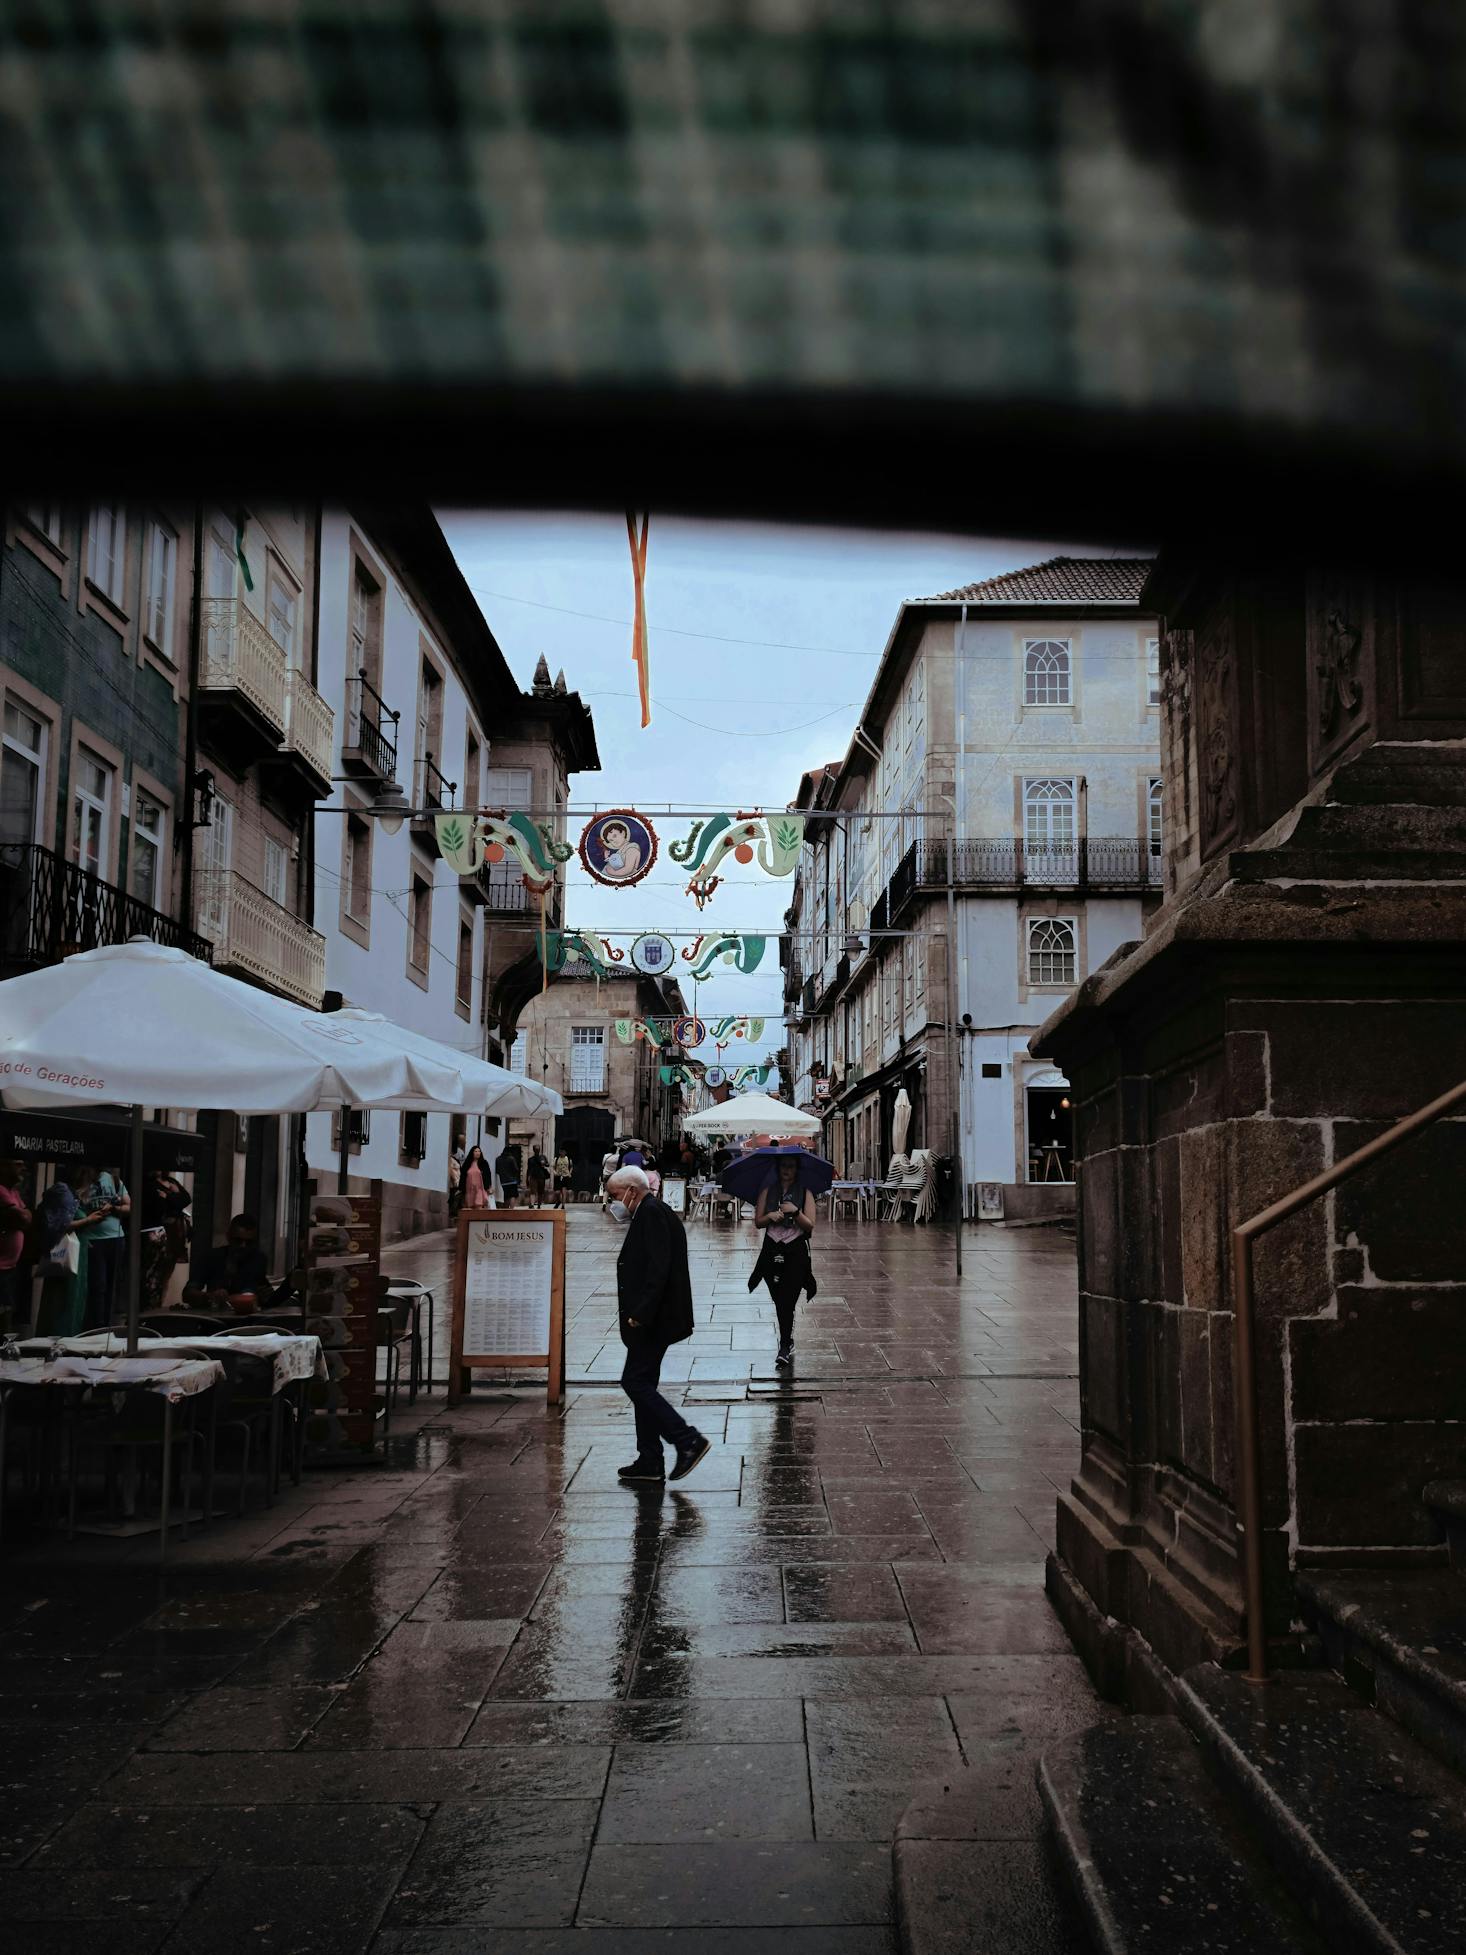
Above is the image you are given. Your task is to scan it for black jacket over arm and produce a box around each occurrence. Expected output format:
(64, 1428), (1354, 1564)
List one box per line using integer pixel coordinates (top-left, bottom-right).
(616, 1195), (695, 1347)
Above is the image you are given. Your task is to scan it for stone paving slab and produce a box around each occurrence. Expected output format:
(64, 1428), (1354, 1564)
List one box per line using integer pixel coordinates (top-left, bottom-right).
(1, 1212), (1091, 1947)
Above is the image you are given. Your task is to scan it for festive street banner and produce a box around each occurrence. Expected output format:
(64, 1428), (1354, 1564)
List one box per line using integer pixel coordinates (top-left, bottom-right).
(709, 1015), (765, 1042)
(538, 929), (616, 979)
(578, 809), (659, 888)
(629, 931), (676, 975)
(731, 1062), (774, 1089)
(669, 811), (805, 908)
(682, 932), (767, 978)
(626, 511), (651, 728)
(436, 811), (571, 891)
(704, 1066), (728, 1088)
(658, 1063), (699, 1087)
(614, 1018), (668, 1046)
(672, 1014), (707, 1047)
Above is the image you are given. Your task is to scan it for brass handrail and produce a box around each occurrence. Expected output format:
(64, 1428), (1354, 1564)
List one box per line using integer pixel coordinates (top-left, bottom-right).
(1232, 1071), (1466, 1682)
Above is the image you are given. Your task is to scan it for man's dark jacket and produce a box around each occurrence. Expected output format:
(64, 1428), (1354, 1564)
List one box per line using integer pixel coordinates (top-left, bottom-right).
(616, 1194), (695, 1347)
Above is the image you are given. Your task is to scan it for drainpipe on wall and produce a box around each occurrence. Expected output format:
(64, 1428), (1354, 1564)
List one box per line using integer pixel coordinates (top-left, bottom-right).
(179, 503), (204, 932)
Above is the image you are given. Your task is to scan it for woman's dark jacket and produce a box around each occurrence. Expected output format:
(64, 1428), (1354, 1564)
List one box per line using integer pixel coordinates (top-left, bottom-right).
(616, 1195), (695, 1346)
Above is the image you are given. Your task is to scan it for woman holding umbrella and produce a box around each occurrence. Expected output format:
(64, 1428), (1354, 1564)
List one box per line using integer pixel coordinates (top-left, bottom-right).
(743, 1146), (825, 1369)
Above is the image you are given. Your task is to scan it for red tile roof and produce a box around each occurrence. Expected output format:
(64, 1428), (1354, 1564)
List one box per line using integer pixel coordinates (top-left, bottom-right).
(921, 555), (1154, 605)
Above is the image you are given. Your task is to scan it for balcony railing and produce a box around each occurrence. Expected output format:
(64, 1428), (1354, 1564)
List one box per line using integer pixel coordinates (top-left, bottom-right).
(282, 667), (335, 788)
(200, 598), (288, 734)
(196, 868), (325, 1009)
(342, 671), (400, 783)
(414, 752), (456, 813)
(889, 836), (1164, 914)
(475, 867), (532, 912)
(1, 844), (211, 970)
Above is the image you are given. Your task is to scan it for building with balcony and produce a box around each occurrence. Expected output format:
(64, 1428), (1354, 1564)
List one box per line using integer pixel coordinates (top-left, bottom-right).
(508, 964), (691, 1190)
(308, 512), (598, 1239)
(784, 555), (1161, 1220)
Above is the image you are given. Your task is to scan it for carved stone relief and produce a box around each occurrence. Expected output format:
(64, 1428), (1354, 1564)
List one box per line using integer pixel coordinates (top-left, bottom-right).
(1316, 608), (1364, 738)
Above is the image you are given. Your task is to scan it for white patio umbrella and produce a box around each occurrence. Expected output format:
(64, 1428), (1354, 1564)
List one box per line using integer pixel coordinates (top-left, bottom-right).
(891, 1087), (913, 1159)
(0, 942), (485, 1350)
(683, 1090), (821, 1139)
(322, 1009), (563, 1123)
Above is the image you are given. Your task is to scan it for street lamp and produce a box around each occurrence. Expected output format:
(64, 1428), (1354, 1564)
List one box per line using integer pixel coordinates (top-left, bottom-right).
(366, 779), (407, 836)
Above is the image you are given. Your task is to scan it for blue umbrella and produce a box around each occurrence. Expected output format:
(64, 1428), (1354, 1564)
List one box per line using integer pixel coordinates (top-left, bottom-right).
(719, 1145), (836, 1203)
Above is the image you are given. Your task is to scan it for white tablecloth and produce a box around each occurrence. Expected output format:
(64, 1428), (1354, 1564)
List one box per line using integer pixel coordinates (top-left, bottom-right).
(25, 1333), (323, 1394)
(0, 1355), (225, 1402)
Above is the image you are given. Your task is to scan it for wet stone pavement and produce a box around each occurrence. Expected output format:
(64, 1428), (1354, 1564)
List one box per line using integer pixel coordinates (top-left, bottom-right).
(2, 1209), (1096, 1953)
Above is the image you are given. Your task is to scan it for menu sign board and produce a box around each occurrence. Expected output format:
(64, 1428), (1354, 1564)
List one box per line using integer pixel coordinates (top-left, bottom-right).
(660, 1177), (686, 1214)
(303, 1191), (384, 1451)
(449, 1208), (566, 1406)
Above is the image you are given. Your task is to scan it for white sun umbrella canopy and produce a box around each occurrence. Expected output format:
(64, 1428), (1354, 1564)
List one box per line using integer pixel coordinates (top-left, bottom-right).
(891, 1087), (913, 1159)
(683, 1090), (821, 1139)
(323, 1008), (563, 1120)
(0, 942), (486, 1350)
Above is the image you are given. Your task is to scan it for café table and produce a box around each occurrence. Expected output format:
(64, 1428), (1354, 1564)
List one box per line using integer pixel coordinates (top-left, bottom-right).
(0, 1352), (224, 1561)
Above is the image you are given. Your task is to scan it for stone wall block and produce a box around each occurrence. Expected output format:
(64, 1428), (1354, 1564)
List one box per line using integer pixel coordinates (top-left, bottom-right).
(1178, 1124), (1228, 1312)
(1075, 1080), (1120, 1158)
(1334, 1119), (1466, 1283)
(1079, 1291), (1127, 1445)
(1177, 1307), (1216, 1486)
(1152, 1134), (1184, 1304)
(1080, 1146), (1122, 1303)
(1229, 1121), (1330, 1319)
(1245, 1000), (1466, 1120)
(1209, 1308), (1235, 1499)
(1224, 1028), (1269, 1117)
(1147, 1302), (1183, 1472)
(1294, 1424), (1466, 1547)
(1291, 1286), (1466, 1421)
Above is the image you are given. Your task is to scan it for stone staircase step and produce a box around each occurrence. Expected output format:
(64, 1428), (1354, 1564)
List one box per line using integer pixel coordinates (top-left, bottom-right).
(1176, 1664), (1466, 1955)
(1299, 1567), (1466, 1779)
(1039, 1715), (1326, 1954)
(1423, 1480), (1466, 1566)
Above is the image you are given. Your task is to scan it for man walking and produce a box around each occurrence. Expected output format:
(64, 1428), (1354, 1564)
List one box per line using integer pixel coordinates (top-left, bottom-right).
(608, 1165), (709, 1483)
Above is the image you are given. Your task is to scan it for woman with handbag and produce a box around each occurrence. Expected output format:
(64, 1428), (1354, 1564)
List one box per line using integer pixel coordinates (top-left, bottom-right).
(34, 1171), (88, 1336)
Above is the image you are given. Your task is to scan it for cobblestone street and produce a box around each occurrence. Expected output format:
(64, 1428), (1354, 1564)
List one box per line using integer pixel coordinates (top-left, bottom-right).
(4, 1211), (1095, 1952)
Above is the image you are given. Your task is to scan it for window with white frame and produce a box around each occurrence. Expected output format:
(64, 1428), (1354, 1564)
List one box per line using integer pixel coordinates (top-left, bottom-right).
(332, 1107), (370, 1151)
(1024, 639), (1072, 706)
(456, 913), (474, 1012)
(262, 835), (289, 908)
(1024, 777), (1077, 850)
(903, 936), (914, 1013)
(1027, 917), (1077, 988)
(1146, 637), (1162, 708)
(25, 505), (62, 547)
(570, 1024), (606, 1093)
(509, 1034), (528, 1076)
(144, 520), (176, 653)
(350, 559), (382, 686)
(486, 766), (533, 810)
(343, 812), (371, 922)
(0, 702), (47, 861)
(207, 531), (237, 602)
(400, 1110), (428, 1162)
(198, 793), (234, 936)
(1148, 778), (1164, 857)
(128, 789), (166, 909)
(267, 561), (299, 664)
(86, 507), (127, 606)
(71, 746), (114, 878)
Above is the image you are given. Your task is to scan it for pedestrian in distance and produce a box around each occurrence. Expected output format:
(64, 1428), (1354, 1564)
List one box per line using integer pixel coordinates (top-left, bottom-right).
(526, 1146), (551, 1207)
(599, 1141), (621, 1207)
(552, 1148), (573, 1207)
(750, 1148), (818, 1368)
(462, 1144), (490, 1210)
(72, 1160), (130, 1329)
(497, 1142), (522, 1206)
(608, 1165), (710, 1483)
(0, 1159), (32, 1324)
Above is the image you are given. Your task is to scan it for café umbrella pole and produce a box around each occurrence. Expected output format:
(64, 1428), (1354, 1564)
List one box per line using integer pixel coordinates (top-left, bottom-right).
(126, 1100), (145, 1356)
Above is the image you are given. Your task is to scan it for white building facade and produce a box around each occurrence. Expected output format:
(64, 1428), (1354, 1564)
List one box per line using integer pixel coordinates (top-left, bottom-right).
(306, 510), (596, 1239)
(786, 556), (1162, 1222)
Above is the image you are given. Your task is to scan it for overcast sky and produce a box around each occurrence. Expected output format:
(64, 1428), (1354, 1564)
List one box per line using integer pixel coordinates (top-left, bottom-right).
(439, 513), (1090, 1067)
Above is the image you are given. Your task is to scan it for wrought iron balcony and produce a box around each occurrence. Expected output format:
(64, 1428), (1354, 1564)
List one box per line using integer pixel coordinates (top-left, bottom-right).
(887, 836), (1164, 915)
(0, 845), (211, 972)
(410, 753), (457, 857)
(341, 671), (400, 783)
(195, 868), (325, 1009)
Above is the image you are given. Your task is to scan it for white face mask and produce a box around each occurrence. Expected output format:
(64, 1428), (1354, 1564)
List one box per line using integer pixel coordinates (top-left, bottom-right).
(607, 1200), (631, 1224)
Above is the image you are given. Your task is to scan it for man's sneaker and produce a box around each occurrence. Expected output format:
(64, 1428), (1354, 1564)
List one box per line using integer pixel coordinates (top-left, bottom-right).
(775, 1341), (793, 1368)
(617, 1457), (665, 1482)
(669, 1431), (711, 1482)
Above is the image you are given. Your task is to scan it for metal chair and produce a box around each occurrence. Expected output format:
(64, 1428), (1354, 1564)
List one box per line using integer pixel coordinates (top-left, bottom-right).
(879, 1156), (910, 1221)
(830, 1185), (866, 1223)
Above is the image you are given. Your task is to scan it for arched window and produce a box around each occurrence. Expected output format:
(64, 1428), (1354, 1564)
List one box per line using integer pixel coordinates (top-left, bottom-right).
(1023, 777), (1076, 849)
(1147, 778), (1164, 855)
(1024, 639), (1072, 706)
(1027, 917), (1077, 987)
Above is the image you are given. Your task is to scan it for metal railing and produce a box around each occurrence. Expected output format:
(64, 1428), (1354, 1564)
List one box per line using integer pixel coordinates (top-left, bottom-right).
(344, 671), (400, 782)
(200, 597), (288, 733)
(195, 868), (326, 1008)
(889, 836), (1164, 913)
(414, 752), (457, 813)
(1, 845), (211, 967)
(476, 866), (531, 911)
(1232, 1072), (1466, 1683)
(282, 667), (335, 784)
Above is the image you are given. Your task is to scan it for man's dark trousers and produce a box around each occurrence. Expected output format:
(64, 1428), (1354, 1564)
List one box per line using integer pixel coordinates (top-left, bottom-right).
(621, 1338), (695, 1460)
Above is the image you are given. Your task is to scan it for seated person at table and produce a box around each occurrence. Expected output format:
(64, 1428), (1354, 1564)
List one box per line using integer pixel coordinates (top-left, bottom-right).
(184, 1213), (271, 1309)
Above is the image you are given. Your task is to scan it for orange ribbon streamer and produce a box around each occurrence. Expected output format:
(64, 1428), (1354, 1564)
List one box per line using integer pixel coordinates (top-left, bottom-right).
(626, 511), (651, 728)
